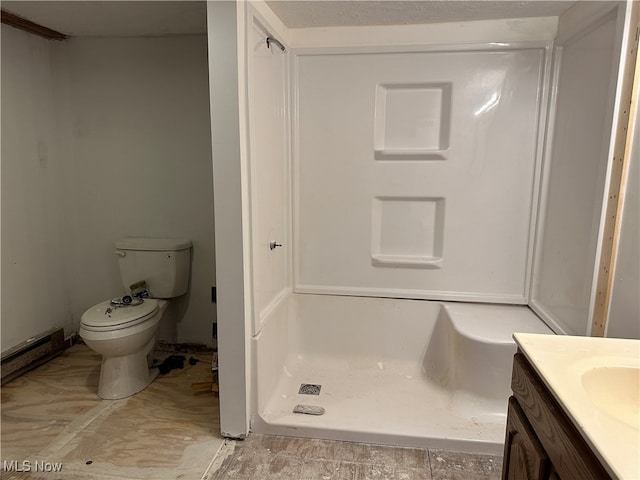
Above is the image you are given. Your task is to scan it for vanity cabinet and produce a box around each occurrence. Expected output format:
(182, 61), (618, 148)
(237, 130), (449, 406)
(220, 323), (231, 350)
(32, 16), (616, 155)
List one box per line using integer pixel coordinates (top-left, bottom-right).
(501, 352), (612, 480)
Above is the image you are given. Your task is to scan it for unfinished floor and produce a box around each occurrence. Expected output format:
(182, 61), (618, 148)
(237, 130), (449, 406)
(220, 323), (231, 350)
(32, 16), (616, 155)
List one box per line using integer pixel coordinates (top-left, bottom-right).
(205, 435), (502, 480)
(1, 344), (503, 479)
(1, 344), (222, 479)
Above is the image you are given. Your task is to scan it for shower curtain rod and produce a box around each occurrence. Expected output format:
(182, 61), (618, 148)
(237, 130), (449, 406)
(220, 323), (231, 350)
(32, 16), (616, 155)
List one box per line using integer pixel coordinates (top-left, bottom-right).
(266, 36), (286, 52)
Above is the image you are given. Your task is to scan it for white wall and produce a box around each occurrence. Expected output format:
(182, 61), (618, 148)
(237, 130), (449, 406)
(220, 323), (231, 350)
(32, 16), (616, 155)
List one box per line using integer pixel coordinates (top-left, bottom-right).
(607, 93), (639, 339)
(531, 3), (623, 335)
(1, 26), (73, 351)
(52, 35), (215, 345)
(1, 28), (216, 351)
(207, 0), (251, 438)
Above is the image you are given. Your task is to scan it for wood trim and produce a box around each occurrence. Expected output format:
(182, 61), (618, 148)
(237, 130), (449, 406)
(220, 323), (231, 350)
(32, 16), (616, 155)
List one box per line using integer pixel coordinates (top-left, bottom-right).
(592, 3), (640, 336)
(1, 10), (67, 40)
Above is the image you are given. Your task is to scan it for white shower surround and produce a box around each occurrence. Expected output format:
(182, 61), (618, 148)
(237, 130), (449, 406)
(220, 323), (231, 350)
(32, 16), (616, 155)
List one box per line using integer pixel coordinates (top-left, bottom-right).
(242, 3), (560, 451)
(239, 7), (559, 452)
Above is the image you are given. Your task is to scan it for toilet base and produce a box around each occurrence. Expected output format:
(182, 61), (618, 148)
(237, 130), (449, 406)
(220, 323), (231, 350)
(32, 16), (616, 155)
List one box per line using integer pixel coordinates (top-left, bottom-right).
(98, 337), (159, 400)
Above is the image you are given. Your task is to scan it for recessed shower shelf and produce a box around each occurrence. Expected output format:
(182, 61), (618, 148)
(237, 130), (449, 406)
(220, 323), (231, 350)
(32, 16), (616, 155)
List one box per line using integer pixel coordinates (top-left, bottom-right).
(371, 196), (445, 269)
(371, 254), (443, 269)
(373, 148), (449, 161)
(373, 82), (452, 161)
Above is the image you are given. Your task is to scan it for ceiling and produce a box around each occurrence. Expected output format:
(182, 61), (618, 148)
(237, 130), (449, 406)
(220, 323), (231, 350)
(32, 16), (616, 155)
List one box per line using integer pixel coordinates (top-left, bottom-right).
(265, 1), (574, 28)
(0, 0), (574, 37)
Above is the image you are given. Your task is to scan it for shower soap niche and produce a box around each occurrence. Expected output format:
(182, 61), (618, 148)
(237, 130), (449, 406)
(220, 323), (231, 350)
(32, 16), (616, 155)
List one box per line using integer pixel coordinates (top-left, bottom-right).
(371, 196), (444, 268)
(373, 83), (452, 160)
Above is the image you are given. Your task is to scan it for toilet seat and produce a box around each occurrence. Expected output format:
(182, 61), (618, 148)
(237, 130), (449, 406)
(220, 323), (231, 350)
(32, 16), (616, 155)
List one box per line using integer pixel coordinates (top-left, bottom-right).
(81, 298), (159, 332)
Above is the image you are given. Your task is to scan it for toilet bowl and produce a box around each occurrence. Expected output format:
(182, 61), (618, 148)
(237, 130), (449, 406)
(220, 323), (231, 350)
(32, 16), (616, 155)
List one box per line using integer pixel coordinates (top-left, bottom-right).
(80, 298), (168, 399)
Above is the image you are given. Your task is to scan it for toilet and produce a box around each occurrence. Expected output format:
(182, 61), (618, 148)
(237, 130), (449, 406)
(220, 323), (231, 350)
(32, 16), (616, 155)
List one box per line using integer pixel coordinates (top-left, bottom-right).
(80, 237), (192, 399)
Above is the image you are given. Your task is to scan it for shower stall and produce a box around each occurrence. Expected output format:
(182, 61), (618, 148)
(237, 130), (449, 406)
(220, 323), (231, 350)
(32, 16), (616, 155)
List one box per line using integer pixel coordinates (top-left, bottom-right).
(207, 0), (637, 452)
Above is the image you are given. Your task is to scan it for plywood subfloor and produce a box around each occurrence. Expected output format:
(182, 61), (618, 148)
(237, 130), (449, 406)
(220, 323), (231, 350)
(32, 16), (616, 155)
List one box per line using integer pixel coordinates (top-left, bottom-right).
(1, 344), (223, 479)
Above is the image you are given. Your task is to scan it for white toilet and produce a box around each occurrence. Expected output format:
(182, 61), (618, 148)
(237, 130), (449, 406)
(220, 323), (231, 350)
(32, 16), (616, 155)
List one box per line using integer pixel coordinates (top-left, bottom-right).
(80, 237), (192, 399)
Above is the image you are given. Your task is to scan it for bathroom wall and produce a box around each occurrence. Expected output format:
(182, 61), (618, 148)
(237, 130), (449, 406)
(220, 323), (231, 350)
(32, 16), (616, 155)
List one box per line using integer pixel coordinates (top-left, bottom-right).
(52, 35), (216, 345)
(531, 2), (625, 335)
(1, 27), (216, 351)
(607, 96), (639, 339)
(1, 25), (73, 352)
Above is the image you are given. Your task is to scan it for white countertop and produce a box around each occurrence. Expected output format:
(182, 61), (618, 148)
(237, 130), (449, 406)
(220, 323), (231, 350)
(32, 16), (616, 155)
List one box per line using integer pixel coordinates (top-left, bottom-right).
(513, 333), (640, 480)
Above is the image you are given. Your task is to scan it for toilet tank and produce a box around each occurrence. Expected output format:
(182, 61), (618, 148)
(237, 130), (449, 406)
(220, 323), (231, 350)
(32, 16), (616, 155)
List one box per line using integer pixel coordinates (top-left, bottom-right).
(114, 237), (192, 298)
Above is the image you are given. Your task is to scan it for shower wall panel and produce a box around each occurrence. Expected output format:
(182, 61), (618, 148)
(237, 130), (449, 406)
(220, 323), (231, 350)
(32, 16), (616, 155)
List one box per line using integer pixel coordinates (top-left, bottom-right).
(531, 5), (623, 335)
(294, 47), (546, 302)
(248, 15), (291, 333)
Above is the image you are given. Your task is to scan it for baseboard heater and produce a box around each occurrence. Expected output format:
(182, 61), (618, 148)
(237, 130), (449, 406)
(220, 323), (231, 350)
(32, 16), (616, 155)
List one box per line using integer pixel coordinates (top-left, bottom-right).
(1, 327), (66, 385)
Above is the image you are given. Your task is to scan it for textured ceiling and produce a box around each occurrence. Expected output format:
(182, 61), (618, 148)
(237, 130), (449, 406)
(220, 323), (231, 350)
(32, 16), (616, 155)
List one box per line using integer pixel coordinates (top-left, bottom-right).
(0, 0), (573, 37)
(266, 1), (574, 28)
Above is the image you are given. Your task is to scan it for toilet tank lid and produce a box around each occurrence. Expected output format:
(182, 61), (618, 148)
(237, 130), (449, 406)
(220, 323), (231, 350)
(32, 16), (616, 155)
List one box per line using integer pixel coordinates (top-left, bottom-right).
(115, 237), (192, 251)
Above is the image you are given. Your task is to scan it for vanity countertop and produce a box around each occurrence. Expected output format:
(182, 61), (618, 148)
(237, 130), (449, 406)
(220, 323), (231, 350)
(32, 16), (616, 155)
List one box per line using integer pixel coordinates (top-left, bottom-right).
(513, 333), (640, 480)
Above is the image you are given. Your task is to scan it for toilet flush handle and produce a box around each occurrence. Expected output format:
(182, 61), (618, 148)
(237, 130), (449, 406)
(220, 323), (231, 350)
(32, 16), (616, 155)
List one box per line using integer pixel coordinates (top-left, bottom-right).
(114, 250), (126, 257)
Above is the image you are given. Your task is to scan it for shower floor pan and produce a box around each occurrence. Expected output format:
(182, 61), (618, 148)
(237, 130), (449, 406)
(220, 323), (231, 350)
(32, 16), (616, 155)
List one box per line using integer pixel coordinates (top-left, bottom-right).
(253, 295), (553, 455)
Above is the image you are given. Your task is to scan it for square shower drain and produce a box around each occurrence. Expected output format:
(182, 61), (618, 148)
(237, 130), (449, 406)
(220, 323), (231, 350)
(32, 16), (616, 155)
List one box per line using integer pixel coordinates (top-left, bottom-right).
(298, 384), (321, 395)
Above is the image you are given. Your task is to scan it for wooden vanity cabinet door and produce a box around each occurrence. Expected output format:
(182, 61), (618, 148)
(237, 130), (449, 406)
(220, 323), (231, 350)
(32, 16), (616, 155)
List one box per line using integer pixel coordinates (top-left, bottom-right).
(511, 353), (612, 480)
(548, 468), (562, 480)
(502, 397), (551, 480)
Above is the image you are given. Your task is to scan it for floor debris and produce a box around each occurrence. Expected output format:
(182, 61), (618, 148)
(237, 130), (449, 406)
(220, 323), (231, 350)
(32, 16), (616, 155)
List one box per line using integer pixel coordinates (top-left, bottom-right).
(156, 355), (186, 374)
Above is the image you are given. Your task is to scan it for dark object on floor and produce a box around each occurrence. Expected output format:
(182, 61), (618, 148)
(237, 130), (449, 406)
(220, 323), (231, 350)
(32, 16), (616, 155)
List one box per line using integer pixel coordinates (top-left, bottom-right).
(189, 357), (199, 366)
(156, 355), (186, 375)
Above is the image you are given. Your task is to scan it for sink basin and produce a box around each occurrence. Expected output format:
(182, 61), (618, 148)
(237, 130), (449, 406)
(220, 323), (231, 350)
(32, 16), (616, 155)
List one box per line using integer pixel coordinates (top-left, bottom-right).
(582, 366), (640, 430)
